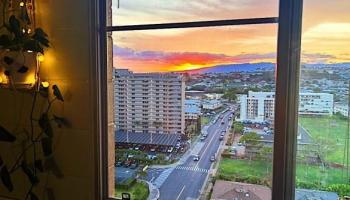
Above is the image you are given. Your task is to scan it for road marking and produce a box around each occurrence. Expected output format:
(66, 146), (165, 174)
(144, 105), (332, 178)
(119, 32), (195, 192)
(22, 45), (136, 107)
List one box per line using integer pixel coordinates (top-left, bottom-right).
(175, 166), (209, 173)
(176, 185), (186, 200)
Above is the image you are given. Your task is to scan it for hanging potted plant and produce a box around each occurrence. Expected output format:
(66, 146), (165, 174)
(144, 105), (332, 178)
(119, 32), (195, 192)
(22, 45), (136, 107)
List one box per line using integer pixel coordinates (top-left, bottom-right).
(0, 0), (48, 89)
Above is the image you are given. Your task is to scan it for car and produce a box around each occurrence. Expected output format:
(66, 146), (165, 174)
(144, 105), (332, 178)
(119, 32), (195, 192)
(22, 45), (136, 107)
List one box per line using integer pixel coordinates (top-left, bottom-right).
(200, 136), (206, 141)
(167, 147), (174, 153)
(130, 163), (138, 169)
(193, 155), (200, 161)
(134, 146), (140, 150)
(115, 161), (123, 167)
(221, 130), (226, 134)
(210, 155), (215, 162)
(219, 134), (224, 140)
(124, 160), (132, 167)
(221, 121), (225, 125)
(150, 148), (156, 152)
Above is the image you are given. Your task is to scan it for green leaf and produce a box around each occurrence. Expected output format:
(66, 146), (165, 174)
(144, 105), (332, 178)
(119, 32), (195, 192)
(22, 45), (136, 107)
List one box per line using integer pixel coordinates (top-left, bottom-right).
(23, 40), (43, 54)
(17, 65), (29, 73)
(53, 115), (70, 128)
(52, 85), (64, 101)
(8, 15), (21, 36)
(33, 28), (49, 48)
(39, 113), (53, 138)
(21, 162), (39, 185)
(41, 137), (53, 157)
(4, 70), (10, 76)
(44, 157), (63, 178)
(30, 192), (39, 200)
(3, 56), (14, 65)
(0, 166), (13, 192)
(0, 126), (16, 142)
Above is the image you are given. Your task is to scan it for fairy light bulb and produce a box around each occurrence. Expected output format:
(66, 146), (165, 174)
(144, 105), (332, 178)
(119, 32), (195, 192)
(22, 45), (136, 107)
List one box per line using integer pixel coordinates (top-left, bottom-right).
(37, 54), (45, 62)
(41, 81), (49, 88)
(19, 2), (25, 7)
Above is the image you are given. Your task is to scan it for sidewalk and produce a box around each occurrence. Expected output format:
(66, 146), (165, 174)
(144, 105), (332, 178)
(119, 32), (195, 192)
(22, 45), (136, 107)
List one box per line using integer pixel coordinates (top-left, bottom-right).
(140, 180), (160, 200)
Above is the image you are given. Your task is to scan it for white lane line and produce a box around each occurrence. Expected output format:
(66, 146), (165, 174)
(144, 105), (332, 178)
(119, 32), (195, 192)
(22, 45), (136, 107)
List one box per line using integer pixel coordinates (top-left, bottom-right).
(176, 185), (186, 200)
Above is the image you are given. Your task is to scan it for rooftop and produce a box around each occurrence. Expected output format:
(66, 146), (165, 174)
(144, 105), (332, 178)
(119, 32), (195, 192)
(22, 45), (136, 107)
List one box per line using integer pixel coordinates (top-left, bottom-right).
(115, 130), (180, 146)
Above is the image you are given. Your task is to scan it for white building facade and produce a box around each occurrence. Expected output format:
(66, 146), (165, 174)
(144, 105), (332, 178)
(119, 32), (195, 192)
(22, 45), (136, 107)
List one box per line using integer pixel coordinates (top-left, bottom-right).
(202, 100), (222, 110)
(334, 104), (349, 117)
(239, 91), (334, 122)
(114, 69), (185, 134)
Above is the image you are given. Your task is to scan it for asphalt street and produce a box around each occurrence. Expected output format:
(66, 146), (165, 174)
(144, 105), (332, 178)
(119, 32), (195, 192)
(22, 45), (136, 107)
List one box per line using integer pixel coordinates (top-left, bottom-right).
(157, 110), (233, 200)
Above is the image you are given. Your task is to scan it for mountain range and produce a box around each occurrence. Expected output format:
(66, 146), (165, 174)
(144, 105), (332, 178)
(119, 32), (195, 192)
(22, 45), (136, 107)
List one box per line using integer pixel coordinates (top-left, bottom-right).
(176, 62), (350, 74)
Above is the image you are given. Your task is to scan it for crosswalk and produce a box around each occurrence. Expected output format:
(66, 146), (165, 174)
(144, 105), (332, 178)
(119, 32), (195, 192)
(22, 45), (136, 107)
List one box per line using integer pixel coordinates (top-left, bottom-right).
(175, 166), (209, 173)
(153, 167), (175, 188)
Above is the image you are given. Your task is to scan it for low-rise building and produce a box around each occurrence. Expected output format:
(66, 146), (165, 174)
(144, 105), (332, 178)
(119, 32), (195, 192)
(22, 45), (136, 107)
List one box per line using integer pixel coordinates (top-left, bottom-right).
(203, 99), (222, 110)
(185, 99), (202, 120)
(334, 104), (349, 117)
(238, 91), (334, 123)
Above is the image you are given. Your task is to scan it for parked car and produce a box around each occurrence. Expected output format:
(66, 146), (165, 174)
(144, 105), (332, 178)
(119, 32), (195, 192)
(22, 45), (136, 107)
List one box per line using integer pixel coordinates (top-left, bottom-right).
(193, 155), (200, 161)
(219, 134), (224, 140)
(115, 161), (123, 167)
(221, 121), (225, 125)
(167, 147), (174, 153)
(210, 155), (215, 162)
(200, 136), (206, 141)
(130, 163), (138, 169)
(124, 160), (132, 167)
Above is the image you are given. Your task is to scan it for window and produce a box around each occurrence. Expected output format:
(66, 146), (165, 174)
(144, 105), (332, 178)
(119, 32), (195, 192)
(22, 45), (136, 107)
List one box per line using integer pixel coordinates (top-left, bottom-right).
(100, 0), (307, 200)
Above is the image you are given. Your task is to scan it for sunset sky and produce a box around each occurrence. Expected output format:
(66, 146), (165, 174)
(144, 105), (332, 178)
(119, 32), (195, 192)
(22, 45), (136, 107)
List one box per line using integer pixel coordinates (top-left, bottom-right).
(112, 0), (350, 72)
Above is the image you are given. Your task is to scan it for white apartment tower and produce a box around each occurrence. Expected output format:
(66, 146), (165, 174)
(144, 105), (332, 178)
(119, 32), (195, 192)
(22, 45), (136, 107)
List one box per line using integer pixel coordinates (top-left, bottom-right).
(114, 69), (185, 134)
(239, 91), (275, 123)
(239, 91), (333, 123)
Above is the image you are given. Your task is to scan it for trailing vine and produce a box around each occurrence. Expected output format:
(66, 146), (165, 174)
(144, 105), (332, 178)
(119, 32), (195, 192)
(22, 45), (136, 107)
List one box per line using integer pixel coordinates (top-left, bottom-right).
(0, 1), (68, 199)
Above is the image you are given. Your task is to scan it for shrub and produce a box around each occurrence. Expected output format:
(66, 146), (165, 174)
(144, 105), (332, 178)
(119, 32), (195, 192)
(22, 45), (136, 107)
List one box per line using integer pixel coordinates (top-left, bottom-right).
(324, 184), (350, 197)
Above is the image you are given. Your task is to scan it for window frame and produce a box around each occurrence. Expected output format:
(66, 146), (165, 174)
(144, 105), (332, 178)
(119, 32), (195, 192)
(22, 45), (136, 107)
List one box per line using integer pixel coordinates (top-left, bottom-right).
(95, 0), (303, 199)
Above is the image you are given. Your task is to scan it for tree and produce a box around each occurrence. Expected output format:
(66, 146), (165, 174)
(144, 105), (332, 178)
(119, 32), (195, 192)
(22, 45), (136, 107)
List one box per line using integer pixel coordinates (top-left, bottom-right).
(223, 88), (237, 102)
(240, 132), (261, 146)
(233, 122), (244, 134)
(240, 132), (263, 161)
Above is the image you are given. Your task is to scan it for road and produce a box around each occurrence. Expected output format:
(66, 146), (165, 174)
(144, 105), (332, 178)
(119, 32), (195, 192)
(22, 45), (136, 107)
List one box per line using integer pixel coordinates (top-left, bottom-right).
(155, 110), (233, 200)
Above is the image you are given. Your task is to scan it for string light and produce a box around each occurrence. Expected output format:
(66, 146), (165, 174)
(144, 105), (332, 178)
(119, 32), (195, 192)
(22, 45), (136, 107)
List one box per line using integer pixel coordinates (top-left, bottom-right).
(41, 81), (49, 88)
(0, 77), (3, 83)
(19, 2), (25, 7)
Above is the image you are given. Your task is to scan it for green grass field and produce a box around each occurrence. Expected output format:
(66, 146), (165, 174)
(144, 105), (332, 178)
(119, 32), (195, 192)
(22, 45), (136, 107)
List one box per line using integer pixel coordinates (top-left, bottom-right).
(218, 158), (348, 193)
(115, 182), (149, 200)
(201, 116), (210, 126)
(299, 115), (349, 163)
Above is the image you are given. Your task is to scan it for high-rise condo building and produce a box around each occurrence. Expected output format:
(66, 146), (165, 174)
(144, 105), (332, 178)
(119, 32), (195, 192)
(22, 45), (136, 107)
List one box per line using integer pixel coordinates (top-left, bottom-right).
(114, 69), (185, 134)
